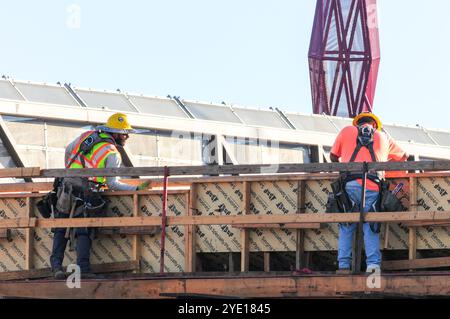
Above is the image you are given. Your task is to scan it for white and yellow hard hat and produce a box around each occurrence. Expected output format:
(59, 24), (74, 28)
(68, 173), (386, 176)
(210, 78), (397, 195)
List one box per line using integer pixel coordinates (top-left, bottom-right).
(96, 113), (136, 134)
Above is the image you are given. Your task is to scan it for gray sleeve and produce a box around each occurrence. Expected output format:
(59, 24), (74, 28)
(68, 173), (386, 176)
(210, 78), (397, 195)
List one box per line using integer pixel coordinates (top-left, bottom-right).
(104, 153), (137, 191)
(65, 138), (79, 167)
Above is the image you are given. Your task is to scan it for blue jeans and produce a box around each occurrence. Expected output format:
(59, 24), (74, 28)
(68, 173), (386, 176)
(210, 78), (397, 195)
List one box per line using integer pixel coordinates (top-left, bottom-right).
(50, 228), (92, 273)
(338, 180), (380, 269)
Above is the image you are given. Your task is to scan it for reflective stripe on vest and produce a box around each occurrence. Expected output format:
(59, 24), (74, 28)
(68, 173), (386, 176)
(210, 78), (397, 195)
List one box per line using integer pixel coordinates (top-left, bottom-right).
(66, 131), (94, 167)
(67, 132), (118, 184)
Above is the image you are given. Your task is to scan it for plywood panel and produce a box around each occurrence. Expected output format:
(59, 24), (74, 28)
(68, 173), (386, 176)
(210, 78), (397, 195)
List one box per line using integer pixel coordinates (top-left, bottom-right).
(0, 198), (28, 271)
(195, 182), (242, 253)
(139, 194), (186, 273)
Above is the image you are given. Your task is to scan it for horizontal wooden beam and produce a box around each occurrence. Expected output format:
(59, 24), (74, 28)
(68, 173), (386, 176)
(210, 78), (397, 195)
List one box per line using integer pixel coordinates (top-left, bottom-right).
(39, 161), (450, 178)
(0, 167), (41, 178)
(98, 226), (161, 236)
(0, 261), (139, 281)
(1, 171), (449, 194)
(234, 223), (321, 229)
(383, 257), (450, 271)
(403, 221), (450, 227)
(2, 272), (450, 298)
(1, 211), (450, 229)
(0, 161), (446, 179)
(0, 218), (36, 229)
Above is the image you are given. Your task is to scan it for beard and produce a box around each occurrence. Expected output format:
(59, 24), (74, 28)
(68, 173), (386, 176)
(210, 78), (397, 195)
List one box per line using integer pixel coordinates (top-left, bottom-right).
(113, 136), (125, 146)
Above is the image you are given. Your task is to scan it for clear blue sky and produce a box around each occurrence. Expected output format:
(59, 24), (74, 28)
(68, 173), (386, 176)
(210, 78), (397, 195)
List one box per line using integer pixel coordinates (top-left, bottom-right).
(0, 0), (449, 131)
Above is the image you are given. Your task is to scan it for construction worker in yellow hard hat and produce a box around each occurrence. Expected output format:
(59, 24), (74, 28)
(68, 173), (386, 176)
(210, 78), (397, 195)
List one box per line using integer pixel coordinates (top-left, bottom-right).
(329, 111), (409, 274)
(352, 112), (382, 131)
(50, 113), (149, 280)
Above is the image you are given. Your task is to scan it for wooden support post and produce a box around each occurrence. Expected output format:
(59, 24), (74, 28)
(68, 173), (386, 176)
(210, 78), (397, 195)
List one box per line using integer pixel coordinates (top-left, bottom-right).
(25, 197), (33, 271)
(264, 252), (270, 272)
(383, 223), (390, 249)
(409, 177), (418, 261)
(240, 181), (250, 272)
(296, 181), (306, 270)
(132, 194), (140, 272)
(185, 185), (197, 272)
(228, 253), (235, 272)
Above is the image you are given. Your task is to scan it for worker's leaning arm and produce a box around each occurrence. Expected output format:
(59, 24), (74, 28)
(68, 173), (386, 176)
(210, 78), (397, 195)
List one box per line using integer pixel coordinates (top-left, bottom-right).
(104, 153), (137, 191)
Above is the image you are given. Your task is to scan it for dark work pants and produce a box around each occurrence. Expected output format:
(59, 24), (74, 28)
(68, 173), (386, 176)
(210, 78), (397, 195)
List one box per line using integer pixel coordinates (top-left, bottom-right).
(50, 228), (92, 273)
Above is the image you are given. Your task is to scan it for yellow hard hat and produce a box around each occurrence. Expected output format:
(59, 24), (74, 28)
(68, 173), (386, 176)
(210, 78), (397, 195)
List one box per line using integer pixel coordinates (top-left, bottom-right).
(353, 112), (382, 131)
(96, 113), (136, 134)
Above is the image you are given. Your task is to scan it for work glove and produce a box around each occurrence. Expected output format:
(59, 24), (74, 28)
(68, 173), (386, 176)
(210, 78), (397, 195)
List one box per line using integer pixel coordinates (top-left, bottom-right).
(136, 181), (150, 191)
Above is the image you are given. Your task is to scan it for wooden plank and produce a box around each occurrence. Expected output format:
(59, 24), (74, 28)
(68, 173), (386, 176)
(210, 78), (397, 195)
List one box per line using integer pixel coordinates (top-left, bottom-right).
(185, 186), (196, 272)
(228, 253), (235, 272)
(132, 194), (140, 272)
(1, 171), (449, 194)
(25, 197), (33, 270)
(383, 223), (390, 249)
(383, 257), (450, 271)
(240, 182), (251, 272)
(296, 181), (306, 269)
(409, 177), (418, 261)
(234, 223), (321, 229)
(148, 173), (340, 186)
(2, 211), (449, 230)
(404, 221), (450, 227)
(34, 161), (450, 179)
(0, 261), (139, 281)
(264, 253), (270, 272)
(0, 218), (36, 229)
(0, 179), (154, 194)
(97, 226), (160, 236)
(0, 167), (40, 178)
(4, 272), (450, 298)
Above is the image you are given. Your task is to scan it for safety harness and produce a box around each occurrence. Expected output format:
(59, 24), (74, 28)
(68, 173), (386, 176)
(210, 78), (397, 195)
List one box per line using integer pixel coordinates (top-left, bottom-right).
(328, 125), (381, 232)
(344, 125), (382, 185)
(67, 131), (117, 169)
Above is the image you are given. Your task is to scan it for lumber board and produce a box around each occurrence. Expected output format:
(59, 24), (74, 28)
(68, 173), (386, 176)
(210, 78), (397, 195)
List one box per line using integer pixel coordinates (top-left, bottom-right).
(383, 257), (450, 271)
(296, 181), (306, 269)
(185, 185), (197, 272)
(2, 211), (450, 229)
(0, 167), (40, 178)
(97, 226), (160, 236)
(264, 252), (270, 272)
(0, 217), (36, 229)
(0, 261), (139, 281)
(403, 221), (450, 227)
(3, 272), (450, 298)
(409, 177), (418, 260)
(233, 223), (321, 229)
(132, 194), (140, 270)
(30, 161), (450, 179)
(1, 171), (448, 194)
(25, 197), (33, 270)
(240, 181), (251, 272)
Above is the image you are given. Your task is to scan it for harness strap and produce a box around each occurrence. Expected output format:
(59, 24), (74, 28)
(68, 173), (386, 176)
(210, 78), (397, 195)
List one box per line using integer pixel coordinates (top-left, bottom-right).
(349, 139), (377, 163)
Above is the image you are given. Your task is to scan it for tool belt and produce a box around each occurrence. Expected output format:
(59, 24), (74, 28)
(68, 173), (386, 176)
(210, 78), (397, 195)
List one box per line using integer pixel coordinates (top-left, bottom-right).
(38, 177), (106, 219)
(326, 172), (405, 233)
(55, 177), (106, 218)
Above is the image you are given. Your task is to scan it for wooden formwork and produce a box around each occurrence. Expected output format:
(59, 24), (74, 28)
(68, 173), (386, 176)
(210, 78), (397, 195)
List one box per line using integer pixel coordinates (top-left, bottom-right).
(0, 162), (449, 298)
(2, 272), (450, 298)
